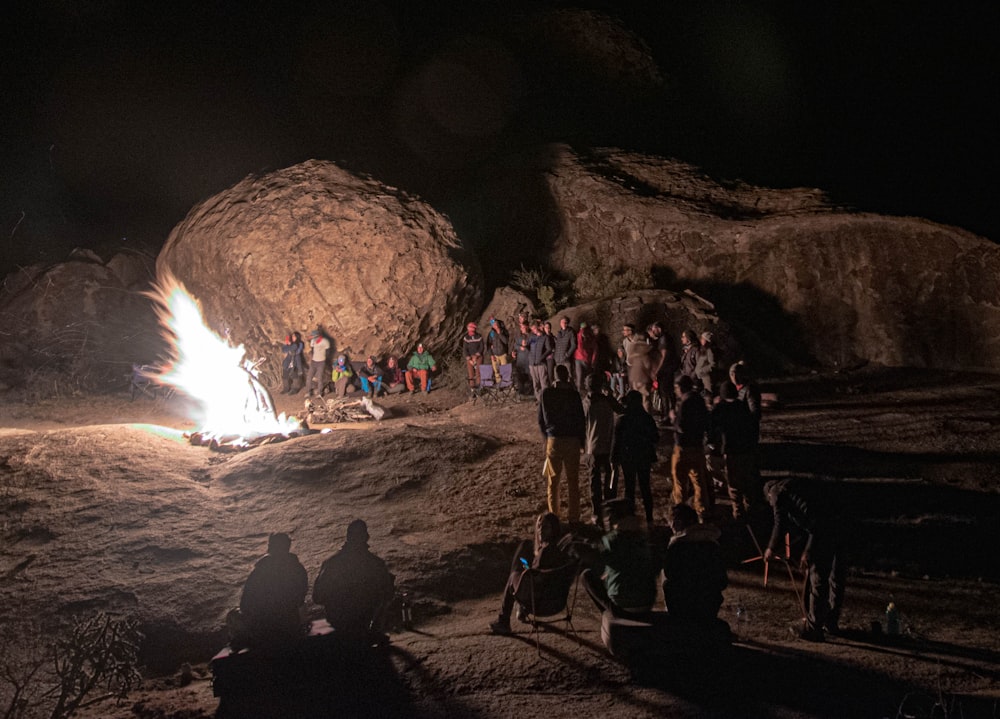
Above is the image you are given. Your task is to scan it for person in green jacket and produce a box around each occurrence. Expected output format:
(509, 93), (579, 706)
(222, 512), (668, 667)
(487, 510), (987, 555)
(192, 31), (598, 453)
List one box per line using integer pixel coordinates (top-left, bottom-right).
(581, 499), (657, 617)
(404, 343), (437, 393)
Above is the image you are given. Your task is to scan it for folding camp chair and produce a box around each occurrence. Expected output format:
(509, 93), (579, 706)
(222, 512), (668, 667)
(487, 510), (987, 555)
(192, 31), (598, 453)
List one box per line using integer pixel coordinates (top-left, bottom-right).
(475, 364), (499, 405)
(494, 363), (519, 405)
(512, 561), (581, 655)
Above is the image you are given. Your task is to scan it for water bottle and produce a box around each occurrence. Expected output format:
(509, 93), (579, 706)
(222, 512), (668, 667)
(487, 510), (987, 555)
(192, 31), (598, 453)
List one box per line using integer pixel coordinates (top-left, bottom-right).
(885, 602), (899, 635)
(401, 592), (413, 630)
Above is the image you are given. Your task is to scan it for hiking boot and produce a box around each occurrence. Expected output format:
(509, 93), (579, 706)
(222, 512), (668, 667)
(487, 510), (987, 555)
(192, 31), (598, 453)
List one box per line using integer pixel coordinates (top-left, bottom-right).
(797, 624), (826, 643)
(824, 622), (843, 637)
(515, 606), (530, 624)
(489, 618), (512, 635)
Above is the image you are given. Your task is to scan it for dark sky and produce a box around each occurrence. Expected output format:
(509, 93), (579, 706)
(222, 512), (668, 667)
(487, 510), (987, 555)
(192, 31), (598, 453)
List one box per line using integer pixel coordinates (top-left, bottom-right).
(2, 1), (997, 278)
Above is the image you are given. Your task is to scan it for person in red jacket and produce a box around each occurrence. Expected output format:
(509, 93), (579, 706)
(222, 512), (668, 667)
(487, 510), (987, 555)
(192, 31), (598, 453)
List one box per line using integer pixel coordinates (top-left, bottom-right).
(573, 321), (598, 391)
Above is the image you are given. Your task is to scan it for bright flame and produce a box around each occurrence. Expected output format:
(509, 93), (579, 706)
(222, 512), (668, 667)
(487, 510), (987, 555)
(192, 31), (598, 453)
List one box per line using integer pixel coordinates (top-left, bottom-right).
(145, 273), (304, 447)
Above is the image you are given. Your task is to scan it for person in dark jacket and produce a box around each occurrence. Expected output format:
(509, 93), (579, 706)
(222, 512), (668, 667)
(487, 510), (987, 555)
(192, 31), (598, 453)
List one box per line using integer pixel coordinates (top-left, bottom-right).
(583, 373), (624, 526)
(612, 390), (659, 525)
(510, 315), (533, 395)
(538, 364), (586, 524)
(764, 478), (846, 642)
(677, 329), (699, 382)
(528, 320), (554, 400)
(486, 317), (510, 381)
(280, 332), (305, 395)
(709, 380), (760, 520)
(313, 519), (395, 642)
(671, 375), (712, 522)
(663, 504), (727, 623)
(460, 322), (485, 393)
(237, 533), (309, 648)
(488, 512), (574, 635)
(553, 316), (577, 386)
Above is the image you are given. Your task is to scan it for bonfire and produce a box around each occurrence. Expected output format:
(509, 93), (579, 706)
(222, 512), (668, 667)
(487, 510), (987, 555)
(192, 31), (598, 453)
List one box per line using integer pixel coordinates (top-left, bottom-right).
(142, 272), (307, 450)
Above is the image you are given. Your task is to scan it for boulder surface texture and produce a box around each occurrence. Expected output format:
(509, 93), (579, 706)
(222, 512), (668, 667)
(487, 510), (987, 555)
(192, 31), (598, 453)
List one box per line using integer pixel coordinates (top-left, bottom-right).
(543, 145), (1000, 370)
(157, 160), (483, 368)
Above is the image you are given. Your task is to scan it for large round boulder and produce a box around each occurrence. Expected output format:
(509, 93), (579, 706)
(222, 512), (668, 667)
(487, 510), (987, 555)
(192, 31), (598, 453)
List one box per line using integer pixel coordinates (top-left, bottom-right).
(157, 160), (483, 367)
(542, 145), (1000, 371)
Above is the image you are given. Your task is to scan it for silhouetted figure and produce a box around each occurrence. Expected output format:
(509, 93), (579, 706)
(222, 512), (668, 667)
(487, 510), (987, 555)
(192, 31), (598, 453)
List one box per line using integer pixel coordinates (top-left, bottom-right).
(663, 504), (727, 624)
(236, 533), (309, 649)
(671, 375), (712, 522)
(613, 390), (659, 525)
(313, 520), (395, 643)
(538, 364), (586, 524)
(708, 380), (760, 521)
(764, 478), (847, 642)
(583, 372), (623, 526)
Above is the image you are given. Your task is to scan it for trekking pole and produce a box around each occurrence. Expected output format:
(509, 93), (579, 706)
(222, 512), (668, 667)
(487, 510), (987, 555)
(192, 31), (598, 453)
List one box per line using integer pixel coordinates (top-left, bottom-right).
(744, 525), (769, 586)
(780, 558), (808, 621)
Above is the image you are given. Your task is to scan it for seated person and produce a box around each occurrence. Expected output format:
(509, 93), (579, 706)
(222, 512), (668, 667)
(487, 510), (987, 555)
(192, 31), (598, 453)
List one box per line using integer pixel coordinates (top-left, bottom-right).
(488, 512), (573, 635)
(313, 519), (395, 642)
(404, 342), (437, 393)
(329, 355), (354, 398)
(663, 504), (727, 624)
(233, 532), (308, 649)
(358, 355), (383, 397)
(581, 499), (657, 618)
(383, 356), (406, 394)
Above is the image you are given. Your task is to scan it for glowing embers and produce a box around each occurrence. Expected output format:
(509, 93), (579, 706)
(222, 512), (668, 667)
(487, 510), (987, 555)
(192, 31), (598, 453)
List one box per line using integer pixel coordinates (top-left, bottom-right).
(144, 272), (307, 450)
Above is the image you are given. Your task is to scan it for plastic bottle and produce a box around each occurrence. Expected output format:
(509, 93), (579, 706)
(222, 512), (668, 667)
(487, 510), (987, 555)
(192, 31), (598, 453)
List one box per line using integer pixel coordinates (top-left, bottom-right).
(885, 602), (899, 635)
(401, 592), (413, 630)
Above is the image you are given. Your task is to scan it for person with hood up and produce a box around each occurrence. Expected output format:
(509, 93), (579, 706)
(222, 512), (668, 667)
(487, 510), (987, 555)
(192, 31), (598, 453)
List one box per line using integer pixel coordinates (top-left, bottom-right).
(330, 354), (354, 398)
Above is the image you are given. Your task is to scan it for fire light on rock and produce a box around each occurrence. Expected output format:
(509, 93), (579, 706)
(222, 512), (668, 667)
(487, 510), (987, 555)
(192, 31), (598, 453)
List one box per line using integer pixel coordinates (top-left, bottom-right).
(144, 273), (306, 449)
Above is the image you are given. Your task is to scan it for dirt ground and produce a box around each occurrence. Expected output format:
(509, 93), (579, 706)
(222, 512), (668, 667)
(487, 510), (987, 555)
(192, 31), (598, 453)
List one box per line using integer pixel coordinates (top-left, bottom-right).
(1, 368), (999, 718)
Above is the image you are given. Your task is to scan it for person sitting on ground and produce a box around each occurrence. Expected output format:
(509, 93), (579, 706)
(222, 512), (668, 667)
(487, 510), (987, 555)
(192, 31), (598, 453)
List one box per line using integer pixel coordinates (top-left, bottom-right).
(358, 355), (383, 398)
(581, 499), (657, 618)
(663, 504), (727, 624)
(488, 512), (574, 635)
(313, 519), (395, 643)
(234, 532), (309, 649)
(383, 356), (406, 394)
(404, 342), (437, 393)
(329, 354), (354, 398)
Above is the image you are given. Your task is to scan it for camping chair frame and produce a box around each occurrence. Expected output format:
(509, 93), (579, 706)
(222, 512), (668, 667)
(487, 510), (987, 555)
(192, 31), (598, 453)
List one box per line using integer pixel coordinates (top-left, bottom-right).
(514, 562), (581, 656)
(474, 363), (519, 406)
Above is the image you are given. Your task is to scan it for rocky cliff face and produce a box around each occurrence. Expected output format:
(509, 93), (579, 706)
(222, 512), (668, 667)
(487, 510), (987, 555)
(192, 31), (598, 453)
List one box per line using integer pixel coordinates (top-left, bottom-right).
(156, 160), (483, 365)
(543, 146), (1000, 370)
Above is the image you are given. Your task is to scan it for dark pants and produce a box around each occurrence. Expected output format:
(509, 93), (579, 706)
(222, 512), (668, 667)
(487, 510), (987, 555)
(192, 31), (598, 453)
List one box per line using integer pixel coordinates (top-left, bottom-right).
(498, 541), (534, 620)
(621, 461), (654, 523)
(804, 543), (847, 632)
(586, 453), (614, 519)
(282, 367), (302, 394)
(582, 568), (651, 619)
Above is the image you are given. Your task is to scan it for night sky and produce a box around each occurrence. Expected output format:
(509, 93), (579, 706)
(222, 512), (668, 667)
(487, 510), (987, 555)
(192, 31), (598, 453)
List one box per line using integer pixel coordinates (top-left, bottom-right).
(2, 1), (997, 281)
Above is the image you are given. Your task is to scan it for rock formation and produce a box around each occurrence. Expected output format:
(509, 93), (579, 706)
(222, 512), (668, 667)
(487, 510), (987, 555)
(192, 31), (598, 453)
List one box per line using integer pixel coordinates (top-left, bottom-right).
(157, 160), (483, 369)
(541, 145), (1000, 370)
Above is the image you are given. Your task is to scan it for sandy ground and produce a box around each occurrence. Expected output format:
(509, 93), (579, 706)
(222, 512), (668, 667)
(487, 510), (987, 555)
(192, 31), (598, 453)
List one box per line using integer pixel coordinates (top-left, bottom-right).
(1, 368), (999, 718)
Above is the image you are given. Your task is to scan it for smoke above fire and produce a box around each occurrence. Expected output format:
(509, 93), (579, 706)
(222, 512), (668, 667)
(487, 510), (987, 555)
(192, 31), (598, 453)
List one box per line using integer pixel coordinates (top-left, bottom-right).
(144, 272), (304, 447)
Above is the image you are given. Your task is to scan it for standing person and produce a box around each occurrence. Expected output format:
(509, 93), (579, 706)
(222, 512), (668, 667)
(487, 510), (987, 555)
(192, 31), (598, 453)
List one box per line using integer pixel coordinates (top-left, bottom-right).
(313, 519), (395, 643)
(574, 322), (598, 391)
(627, 331), (655, 414)
(763, 478), (846, 642)
(528, 320), (553, 401)
(460, 322), (485, 394)
(621, 324), (638, 368)
(510, 315), (533, 396)
(304, 329), (331, 398)
(538, 364), (586, 525)
(671, 375), (712, 522)
(404, 342), (437, 393)
(236, 533), (308, 649)
(612, 391), (660, 526)
(553, 316), (577, 387)
(662, 504), (728, 624)
(582, 373), (623, 527)
(708, 381), (760, 521)
(488, 512), (573, 635)
(486, 317), (510, 381)
(695, 331), (718, 400)
(648, 322), (678, 420)
(280, 332), (305, 395)
(609, 346), (627, 399)
(730, 360), (763, 492)
(677, 330), (699, 383)
(543, 321), (557, 384)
